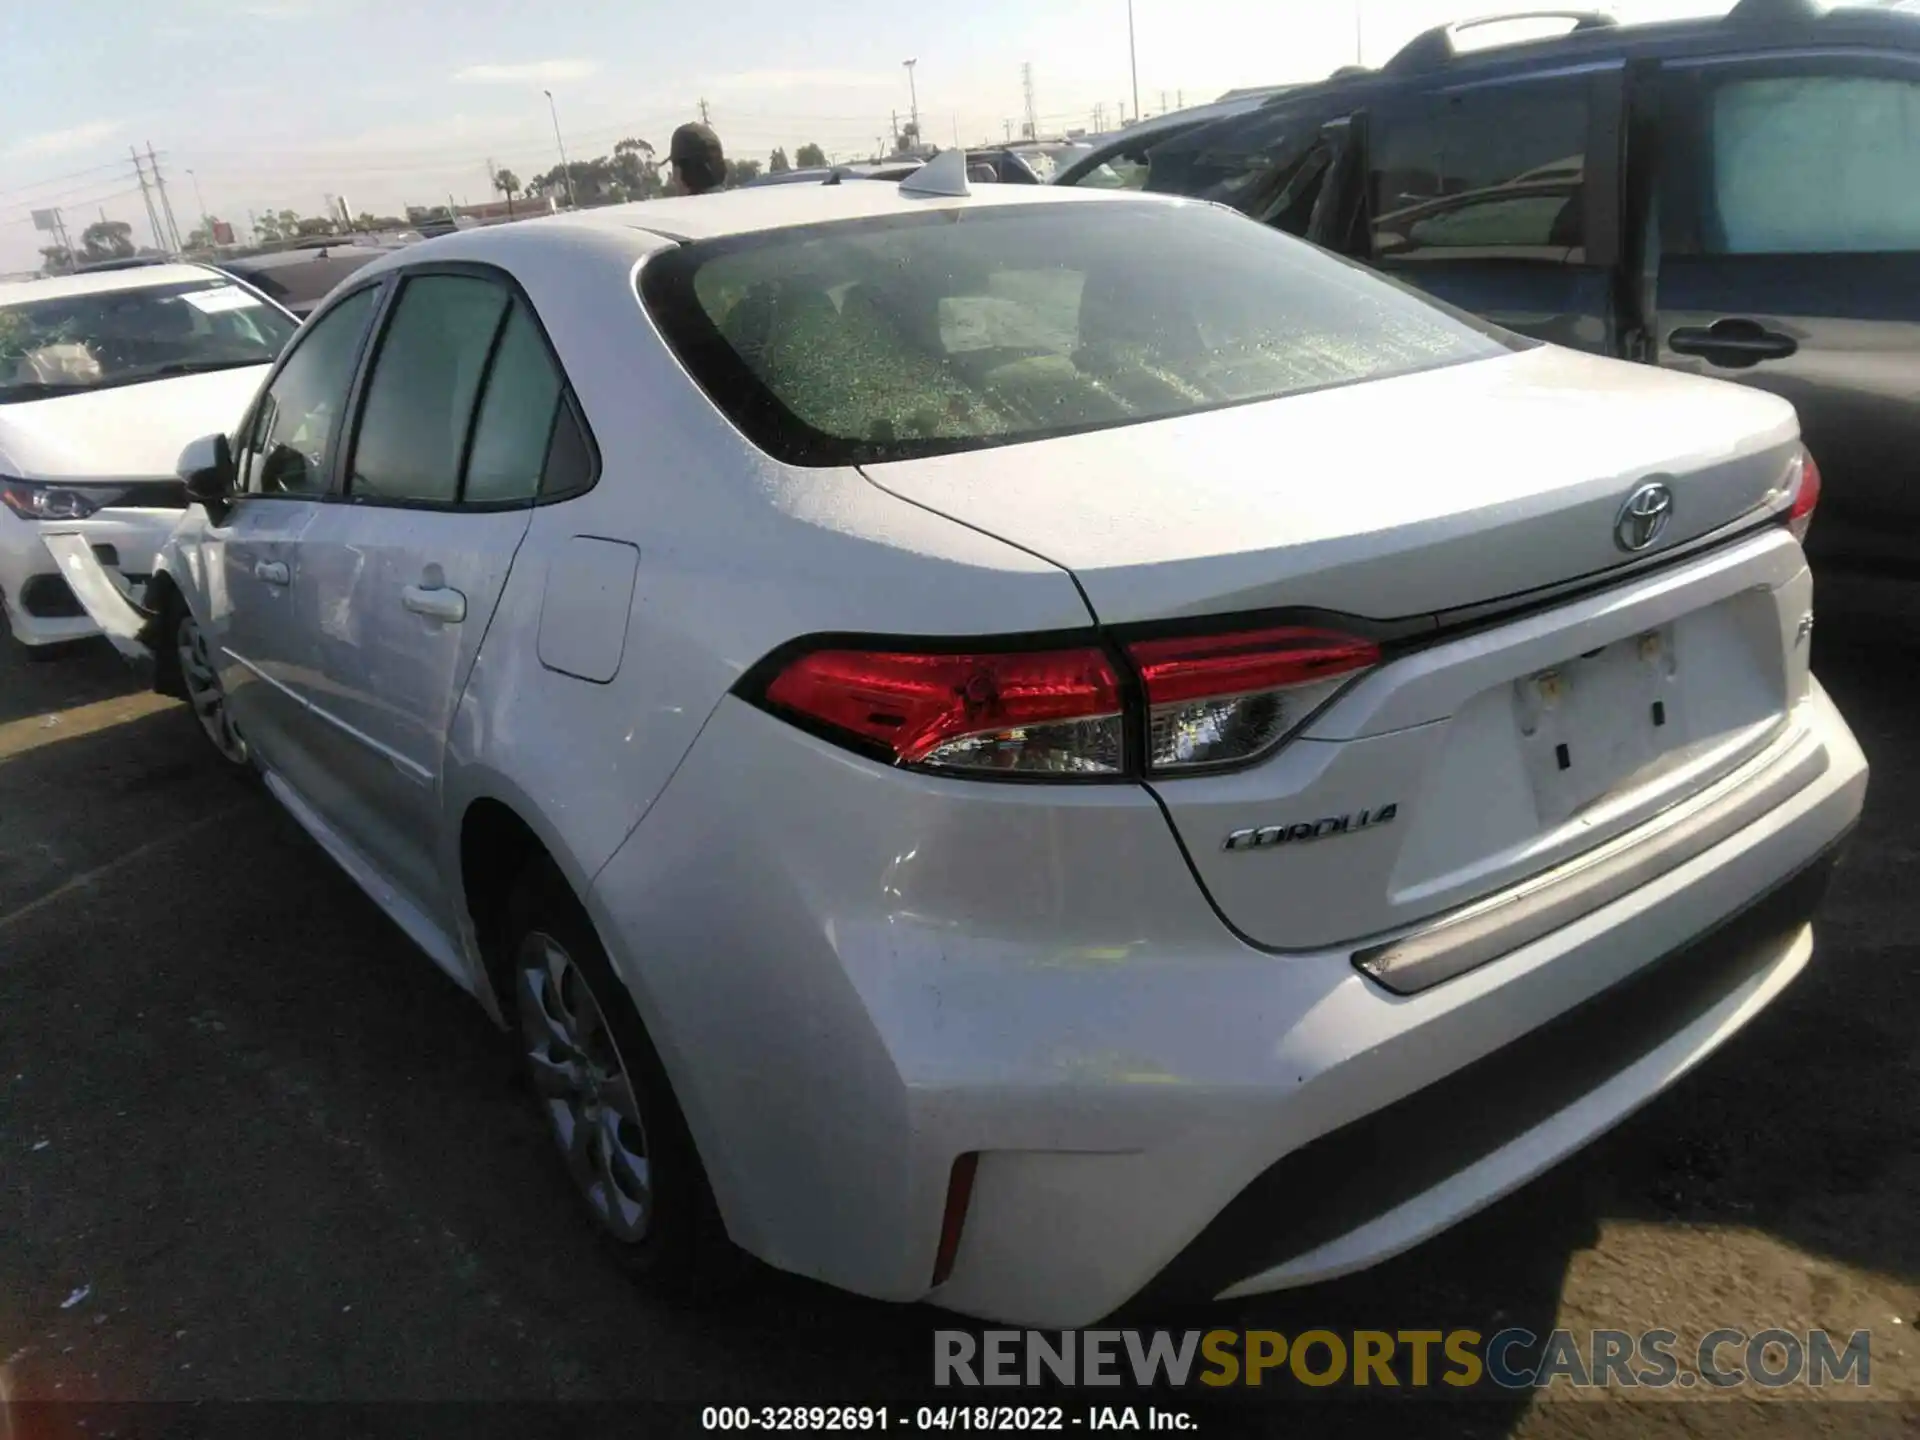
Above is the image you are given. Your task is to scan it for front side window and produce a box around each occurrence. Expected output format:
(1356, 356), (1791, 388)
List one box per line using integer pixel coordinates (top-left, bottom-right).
(1369, 77), (1590, 261)
(641, 200), (1519, 467)
(1705, 71), (1920, 254)
(0, 277), (297, 405)
(349, 275), (510, 504)
(240, 285), (378, 497)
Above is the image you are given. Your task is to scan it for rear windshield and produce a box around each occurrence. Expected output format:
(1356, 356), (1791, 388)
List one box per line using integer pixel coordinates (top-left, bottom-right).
(639, 200), (1516, 466)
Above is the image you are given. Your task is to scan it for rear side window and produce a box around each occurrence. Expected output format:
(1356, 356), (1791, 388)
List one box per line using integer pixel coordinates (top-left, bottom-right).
(1705, 73), (1920, 254)
(639, 200), (1518, 467)
(465, 303), (566, 503)
(1369, 77), (1590, 261)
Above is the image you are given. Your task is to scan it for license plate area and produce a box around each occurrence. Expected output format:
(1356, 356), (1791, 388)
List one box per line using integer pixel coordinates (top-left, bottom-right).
(1515, 625), (1682, 826)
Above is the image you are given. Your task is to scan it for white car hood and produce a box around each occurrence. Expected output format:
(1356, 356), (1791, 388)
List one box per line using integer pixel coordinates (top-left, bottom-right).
(0, 365), (267, 481)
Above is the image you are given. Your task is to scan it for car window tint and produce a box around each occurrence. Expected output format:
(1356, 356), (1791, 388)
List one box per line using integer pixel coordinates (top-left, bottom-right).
(643, 201), (1518, 467)
(464, 301), (562, 503)
(241, 285), (377, 496)
(1369, 78), (1589, 261)
(350, 274), (509, 504)
(1707, 74), (1920, 254)
(542, 401), (593, 498)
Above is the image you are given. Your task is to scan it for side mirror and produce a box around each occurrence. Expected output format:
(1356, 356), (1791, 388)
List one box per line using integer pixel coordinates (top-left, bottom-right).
(178, 433), (235, 510)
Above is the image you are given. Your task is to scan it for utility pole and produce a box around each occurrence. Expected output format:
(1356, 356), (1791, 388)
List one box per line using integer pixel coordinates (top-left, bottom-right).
(187, 168), (210, 245)
(903, 59), (919, 148)
(1127, 0), (1140, 129)
(1355, 0), (1364, 64)
(148, 143), (183, 252)
(1022, 62), (1037, 141)
(1093, 102), (1104, 132)
(543, 90), (578, 209)
(130, 147), (165, 252)
(698, 97), (711, 125)
(1004, 118), (1013, 142)
(1160, 89), (1168, 115)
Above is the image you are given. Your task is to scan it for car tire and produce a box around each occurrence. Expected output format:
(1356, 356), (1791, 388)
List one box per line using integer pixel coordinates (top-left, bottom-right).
(170, 599), (251, 769)
(507, 858), (742, 1297)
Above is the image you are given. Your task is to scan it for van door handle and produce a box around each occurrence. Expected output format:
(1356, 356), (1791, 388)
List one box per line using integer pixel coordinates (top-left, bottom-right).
(1667, 318), (1798, 368)
(254, 560), (290, 586)
(402, 584), (466, 623)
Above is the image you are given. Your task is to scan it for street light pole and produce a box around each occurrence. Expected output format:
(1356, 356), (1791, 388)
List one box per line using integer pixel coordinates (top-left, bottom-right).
(903, 59), (919, 148)
(1127, 0), (1140, 124)
(543, 88), (578, 210)
(187, 168), (211, 244)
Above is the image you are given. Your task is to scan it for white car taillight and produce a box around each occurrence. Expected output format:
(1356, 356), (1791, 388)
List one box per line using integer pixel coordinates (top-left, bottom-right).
(754, 624), (1381, 781)
(1787, 446), (1822, 544)
(1127, 627), (1381, 772)
(763, 645), (1126, 776)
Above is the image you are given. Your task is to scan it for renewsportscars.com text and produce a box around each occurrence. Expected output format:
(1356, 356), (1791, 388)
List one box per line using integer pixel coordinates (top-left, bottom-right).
(933, 1328), (1873, 1391)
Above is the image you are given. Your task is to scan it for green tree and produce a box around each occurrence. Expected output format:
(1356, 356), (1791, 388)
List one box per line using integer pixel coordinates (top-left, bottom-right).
(769, 147), (790, 174)
(493, 167), (521, 216)
(612, 138), (661, 200)
(795, 142), (827, 168)
(184, 222), (216, 250)
(79, 219), (135, 261)
(294, 216), (337, 238)
(725, 158), (762, 187)
(38, 244), (73, 274)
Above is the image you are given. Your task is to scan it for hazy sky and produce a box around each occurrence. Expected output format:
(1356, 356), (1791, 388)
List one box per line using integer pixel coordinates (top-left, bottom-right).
(0, 0), (1764, 269)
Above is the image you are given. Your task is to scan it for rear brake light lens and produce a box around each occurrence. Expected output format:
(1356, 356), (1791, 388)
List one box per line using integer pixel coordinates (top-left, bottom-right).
(764, 645), (1125, 776)
(756, 625), (1380, 781)
(1787, 447), (1821, 543)
(1127, 627), (1380, 772)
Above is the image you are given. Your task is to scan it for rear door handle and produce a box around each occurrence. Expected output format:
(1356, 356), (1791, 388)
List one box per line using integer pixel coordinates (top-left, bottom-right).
(253, 560), (290, 586)
(402, 584), (467, 623)
(1667, 318), (1798, 368)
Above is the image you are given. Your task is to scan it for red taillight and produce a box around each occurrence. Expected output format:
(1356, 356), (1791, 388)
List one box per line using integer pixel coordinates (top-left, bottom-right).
(1127, 626), (1380, 772)
(1788, 447), (1821, 543)
(930, 1152), (978, 1288)
(763, 645), (1124, 775)
(756, 625), (1379, 780)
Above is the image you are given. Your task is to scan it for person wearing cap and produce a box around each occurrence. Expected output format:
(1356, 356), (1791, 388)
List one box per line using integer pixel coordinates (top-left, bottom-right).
(670, 123), (726, 195)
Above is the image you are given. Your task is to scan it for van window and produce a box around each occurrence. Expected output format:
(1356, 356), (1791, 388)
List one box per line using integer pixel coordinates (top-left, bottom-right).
(1370, 77), (1590, 261)
(1707, 73), (1920, 254)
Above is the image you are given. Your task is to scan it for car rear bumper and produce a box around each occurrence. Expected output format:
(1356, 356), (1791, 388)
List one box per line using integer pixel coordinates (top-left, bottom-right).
(587, 681), (1866, 1327)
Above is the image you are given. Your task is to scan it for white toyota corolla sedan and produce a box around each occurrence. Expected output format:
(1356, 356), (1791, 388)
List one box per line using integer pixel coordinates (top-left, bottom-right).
(51, 154), (1866, 1326)
(0, 264), (295, 649)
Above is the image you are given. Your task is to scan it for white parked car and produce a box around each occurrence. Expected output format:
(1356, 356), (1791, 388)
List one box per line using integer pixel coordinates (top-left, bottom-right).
(53, 156), (1865, 1327)
(0, 264), (295, 649)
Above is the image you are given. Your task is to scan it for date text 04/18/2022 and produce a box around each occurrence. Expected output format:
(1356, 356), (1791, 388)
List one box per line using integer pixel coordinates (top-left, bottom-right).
(700, 1406), (1195, 1431)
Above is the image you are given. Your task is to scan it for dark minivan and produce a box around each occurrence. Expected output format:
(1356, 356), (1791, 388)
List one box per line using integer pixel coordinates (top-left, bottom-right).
(1064, 0), (1920, 576)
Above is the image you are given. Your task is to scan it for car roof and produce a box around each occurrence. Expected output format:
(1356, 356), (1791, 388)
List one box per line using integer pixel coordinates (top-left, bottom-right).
(1274, 0), (1918, 103)
(0, 262), (226, 304)
(421, 176), (1183, 251)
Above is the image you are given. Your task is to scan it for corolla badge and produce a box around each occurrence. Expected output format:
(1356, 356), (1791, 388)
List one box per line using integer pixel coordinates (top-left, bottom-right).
(1223, 804), (1398, 852)
(1614, 481), (1675, 553)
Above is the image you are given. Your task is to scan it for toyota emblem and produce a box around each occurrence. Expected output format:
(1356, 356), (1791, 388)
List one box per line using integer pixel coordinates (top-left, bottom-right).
(1614, 482), (1674, 553)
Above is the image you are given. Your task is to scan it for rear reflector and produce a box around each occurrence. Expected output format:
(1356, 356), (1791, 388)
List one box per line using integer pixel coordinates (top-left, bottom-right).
(1126, 627), (1380, 772)
(764, 646), (1124, 775)
(1788, 447), (1821, 544)
(931, 1152), (979, 1288)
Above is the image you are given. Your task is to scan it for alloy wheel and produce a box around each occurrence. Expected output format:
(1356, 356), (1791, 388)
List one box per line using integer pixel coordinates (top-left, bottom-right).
(517, 931), (654, 1244)
(176, 611), (248, 765)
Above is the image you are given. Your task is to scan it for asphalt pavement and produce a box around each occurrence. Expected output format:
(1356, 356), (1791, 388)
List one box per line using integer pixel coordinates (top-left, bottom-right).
(0, 583), (1915, 1439)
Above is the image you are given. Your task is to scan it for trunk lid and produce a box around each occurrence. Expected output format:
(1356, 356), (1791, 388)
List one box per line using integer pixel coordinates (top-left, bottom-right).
(865, 344), (1812, 957)
(859, 345), (1801, 625)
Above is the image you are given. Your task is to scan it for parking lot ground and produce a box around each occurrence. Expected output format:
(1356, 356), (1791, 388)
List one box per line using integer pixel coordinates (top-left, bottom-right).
(0, 592), (1915, 1438)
